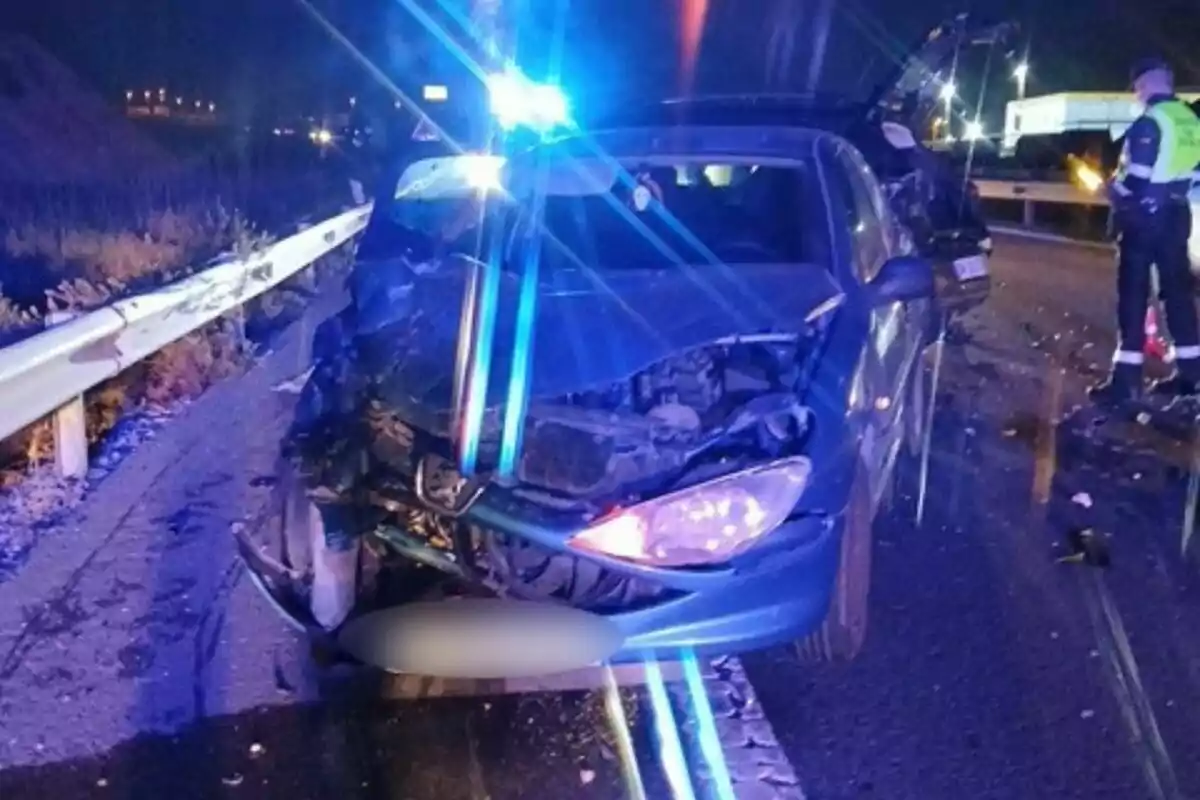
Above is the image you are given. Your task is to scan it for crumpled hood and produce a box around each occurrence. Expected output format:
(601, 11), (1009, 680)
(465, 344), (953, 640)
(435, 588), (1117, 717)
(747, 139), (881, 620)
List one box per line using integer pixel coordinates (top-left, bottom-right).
(354, 256), (843, 433)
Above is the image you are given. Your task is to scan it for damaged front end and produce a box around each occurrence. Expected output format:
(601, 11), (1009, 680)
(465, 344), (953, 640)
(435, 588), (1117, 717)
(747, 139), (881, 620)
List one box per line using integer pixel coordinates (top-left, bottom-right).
(241, 240), (845, 674)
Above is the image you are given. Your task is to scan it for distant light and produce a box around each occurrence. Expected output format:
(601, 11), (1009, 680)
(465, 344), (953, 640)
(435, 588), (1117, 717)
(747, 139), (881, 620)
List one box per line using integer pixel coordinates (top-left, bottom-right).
(176, 96), (182, 105)
(313, 128), (334, 145)
(394, 100), (402, 109)
(1069, 156), (1105, 193)
(349, 96), (356, 107)
(939, 82), (956, 102)
(273, 128), (282, 136)
(195, 100), (202, 109)
(144, 90), (151, 101)
(964, 120), (984, 141)
(125, 90), (133, 101)
(209, 102), (216, 112)
(1013, 62), (1030, 80)
(423, 84), (449, 102)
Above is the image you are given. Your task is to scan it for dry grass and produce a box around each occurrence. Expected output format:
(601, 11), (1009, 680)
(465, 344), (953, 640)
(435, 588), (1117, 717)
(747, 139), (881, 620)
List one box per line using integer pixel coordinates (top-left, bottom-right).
(0, 171), (356, 475)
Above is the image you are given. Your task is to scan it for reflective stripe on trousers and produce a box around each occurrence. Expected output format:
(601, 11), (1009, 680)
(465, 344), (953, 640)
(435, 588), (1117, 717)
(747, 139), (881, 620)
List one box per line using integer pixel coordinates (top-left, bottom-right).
(1113, 203), (1200, 379)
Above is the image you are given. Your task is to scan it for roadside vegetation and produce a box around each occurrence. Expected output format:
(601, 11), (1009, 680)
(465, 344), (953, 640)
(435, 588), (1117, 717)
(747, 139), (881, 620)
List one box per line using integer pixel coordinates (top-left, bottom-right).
(0, 167), (358, 480)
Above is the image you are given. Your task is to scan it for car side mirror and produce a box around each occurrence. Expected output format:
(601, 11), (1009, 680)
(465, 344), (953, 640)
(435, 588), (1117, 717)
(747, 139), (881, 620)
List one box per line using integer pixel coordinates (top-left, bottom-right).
(869, 255), (935, 305)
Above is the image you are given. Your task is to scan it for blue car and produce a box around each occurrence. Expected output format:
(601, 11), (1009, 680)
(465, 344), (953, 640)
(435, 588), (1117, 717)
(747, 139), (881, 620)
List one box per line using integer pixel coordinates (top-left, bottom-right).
(237, 17), (1010, 679)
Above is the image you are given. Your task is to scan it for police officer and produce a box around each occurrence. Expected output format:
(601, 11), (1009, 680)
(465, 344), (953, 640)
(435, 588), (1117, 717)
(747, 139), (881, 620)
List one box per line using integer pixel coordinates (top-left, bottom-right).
(1090, 57), (1200, 404)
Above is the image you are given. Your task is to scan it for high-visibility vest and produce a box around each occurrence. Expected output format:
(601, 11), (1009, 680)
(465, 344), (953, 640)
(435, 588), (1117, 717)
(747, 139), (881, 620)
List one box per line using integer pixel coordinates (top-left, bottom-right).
(1143, 100), (1200, 185)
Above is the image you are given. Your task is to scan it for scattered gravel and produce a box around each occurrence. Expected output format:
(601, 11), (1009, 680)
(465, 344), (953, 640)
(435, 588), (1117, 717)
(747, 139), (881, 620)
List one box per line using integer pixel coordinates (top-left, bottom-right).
(0, 402), (185, 582)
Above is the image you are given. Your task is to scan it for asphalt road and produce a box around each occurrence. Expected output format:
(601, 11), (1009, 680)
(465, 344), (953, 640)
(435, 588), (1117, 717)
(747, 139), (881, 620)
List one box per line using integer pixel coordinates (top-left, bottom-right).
(743, 233), (1200, 800)
(3, 233), (1200, 800)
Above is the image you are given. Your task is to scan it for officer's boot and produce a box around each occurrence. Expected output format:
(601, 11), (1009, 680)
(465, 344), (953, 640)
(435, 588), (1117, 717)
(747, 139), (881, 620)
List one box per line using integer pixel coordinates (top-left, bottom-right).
(1148, 357), (1200, 398)
(1087, 363), (1143, 406)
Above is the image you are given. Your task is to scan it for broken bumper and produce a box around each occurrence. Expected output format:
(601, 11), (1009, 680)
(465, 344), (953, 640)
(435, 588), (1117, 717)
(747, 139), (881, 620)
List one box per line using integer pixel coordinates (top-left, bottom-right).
(476, 501), (842, 662)
(239, 481), (843, 667)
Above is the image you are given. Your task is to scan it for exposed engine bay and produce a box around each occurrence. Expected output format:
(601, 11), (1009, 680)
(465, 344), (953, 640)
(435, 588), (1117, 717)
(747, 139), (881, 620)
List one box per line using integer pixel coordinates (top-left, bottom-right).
(363, 335), (816, 508)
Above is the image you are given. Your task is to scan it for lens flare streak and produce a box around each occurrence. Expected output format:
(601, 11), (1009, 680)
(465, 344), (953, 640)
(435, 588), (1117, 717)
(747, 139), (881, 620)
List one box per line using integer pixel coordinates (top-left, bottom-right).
(498, 168), (547, 478)
(680, 650), (736, 800)
(644, 658), (698, 800)
(916, 316), (946, 526)
(458, 221), (505, 477)
(602, 666), (650, 800)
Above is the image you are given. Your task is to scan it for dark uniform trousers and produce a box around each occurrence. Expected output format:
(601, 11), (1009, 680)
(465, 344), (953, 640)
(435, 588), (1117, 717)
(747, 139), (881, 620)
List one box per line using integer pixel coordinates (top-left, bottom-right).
(1115, 201), (1200, 365)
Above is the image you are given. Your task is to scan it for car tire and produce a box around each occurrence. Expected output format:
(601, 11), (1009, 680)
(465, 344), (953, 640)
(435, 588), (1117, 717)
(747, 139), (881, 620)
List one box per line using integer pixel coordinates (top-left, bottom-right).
(237, 454), (377, 633)
(792, 461), (873, 663)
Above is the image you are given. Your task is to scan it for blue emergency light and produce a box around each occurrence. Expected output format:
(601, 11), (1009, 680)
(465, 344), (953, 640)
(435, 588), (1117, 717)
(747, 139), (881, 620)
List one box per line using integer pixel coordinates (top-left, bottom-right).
(485, 69), (570, 133)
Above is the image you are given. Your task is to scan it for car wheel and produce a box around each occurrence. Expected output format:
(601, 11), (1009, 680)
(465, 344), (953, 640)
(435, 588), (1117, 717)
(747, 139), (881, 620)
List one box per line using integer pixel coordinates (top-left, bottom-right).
(793, 461), (873, 662)
(237, 454), (377, 634)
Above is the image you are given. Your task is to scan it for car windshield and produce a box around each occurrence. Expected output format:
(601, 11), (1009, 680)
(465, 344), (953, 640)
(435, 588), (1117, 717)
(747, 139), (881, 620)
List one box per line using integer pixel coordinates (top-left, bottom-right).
(375, 147), (836, 271)
(514, 156), (831, 271)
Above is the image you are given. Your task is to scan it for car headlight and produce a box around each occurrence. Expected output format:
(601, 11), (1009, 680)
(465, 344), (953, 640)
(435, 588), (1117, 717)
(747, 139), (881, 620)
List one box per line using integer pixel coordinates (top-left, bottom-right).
(567, 457), (812, 568)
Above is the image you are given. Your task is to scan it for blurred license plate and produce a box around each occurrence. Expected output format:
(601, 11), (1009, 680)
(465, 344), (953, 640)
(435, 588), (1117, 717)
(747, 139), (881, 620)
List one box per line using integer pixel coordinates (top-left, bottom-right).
(952, 254), (988, 281)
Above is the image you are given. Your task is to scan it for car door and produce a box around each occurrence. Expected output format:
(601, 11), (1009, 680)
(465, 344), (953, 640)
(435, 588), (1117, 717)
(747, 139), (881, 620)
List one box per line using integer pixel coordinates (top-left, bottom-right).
(840, 145), (928, 373)
(832, 146), (920, 505)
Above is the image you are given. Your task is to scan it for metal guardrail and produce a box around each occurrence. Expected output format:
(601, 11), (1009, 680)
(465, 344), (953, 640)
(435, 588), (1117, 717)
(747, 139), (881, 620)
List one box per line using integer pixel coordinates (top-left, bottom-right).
(970, 168), (1070, 182)
(974, 179), (1109, 207)
(0, 203), (373, 471)
(975, 179), (1200, 268)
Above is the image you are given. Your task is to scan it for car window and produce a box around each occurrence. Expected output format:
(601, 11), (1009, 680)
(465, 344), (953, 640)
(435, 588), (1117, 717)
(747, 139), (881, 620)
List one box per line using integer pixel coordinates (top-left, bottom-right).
(836, 147), (891, 282)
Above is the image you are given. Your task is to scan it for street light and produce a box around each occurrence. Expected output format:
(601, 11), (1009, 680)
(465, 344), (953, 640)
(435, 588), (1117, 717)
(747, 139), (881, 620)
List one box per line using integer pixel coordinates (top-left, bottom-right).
(1013, 62), (1030, 100)
(964, 119), (984, 142)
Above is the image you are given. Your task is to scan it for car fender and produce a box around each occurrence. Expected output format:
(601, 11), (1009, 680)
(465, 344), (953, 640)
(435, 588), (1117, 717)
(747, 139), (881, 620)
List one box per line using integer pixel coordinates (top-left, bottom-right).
(793, 455), (873, 661)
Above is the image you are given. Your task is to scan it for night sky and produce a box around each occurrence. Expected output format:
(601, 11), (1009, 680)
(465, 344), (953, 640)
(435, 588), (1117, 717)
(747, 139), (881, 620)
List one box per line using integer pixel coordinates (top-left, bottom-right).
(5, 0), (1200, 123)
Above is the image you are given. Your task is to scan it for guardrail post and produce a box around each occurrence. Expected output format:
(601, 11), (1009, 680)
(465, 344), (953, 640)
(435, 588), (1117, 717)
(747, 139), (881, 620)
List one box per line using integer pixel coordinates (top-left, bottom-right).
(1023, 199), (1035, 228)
(45, 311), (89, 479)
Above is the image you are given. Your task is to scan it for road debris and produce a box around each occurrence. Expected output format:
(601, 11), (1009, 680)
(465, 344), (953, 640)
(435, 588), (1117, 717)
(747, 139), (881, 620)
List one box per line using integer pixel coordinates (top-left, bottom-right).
(1057, 527), (1111, 568)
